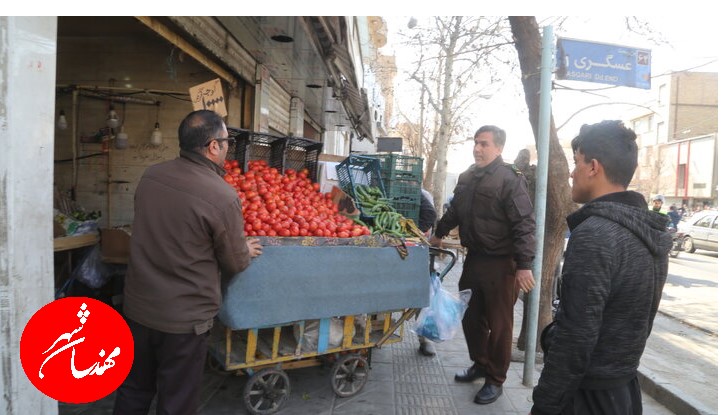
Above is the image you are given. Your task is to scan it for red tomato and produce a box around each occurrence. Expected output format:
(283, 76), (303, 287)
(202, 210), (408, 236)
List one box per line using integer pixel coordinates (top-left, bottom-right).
(220, 161), (361, 238)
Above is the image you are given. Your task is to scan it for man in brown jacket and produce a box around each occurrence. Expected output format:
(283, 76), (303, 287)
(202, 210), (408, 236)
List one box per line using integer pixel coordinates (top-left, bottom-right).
(431, 125), (535, 405)
(114, 110), (262, 415)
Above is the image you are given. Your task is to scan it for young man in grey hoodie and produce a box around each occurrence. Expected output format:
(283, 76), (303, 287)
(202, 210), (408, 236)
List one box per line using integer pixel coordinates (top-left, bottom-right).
(531, 120), (671, 414)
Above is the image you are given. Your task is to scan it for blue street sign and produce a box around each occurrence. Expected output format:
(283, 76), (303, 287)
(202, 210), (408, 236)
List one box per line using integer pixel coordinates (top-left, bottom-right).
(556, 38), (652, 89)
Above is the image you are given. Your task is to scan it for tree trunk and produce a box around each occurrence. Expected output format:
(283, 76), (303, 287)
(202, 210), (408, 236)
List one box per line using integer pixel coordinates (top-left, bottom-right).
(508, 17), (577, 351)
(431, 17), (462, 211)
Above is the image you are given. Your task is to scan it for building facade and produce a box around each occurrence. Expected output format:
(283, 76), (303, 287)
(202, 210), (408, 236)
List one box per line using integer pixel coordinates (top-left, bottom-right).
(627, 71), (718, 210)
(0, 16), (393, 414)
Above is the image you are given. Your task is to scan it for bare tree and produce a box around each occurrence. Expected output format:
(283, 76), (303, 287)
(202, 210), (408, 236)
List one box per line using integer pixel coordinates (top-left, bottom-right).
(508, 16), (663, 350)
(631, 145), (667, 198)
(509, 16), (577, 350)
(400, 16), (509, 207)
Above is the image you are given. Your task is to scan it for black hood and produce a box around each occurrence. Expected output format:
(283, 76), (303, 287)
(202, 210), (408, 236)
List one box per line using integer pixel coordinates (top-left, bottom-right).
(567, 191), (672, 257)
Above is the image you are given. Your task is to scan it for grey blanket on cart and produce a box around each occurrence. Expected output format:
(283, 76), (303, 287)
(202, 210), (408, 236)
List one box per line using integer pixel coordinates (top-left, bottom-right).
(218, 244), (430, 329)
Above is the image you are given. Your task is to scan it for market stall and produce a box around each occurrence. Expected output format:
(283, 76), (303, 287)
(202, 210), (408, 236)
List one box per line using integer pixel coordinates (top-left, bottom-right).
(204, 134), (450, 414)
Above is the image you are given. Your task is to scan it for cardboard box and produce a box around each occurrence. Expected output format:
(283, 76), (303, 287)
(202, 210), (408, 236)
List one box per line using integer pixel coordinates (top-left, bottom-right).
(100, 227), (131, 264)
(330, 186), (360, 217)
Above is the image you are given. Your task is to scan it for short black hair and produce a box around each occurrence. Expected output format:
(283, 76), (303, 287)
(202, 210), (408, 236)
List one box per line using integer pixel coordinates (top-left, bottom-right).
(571, 120), (638, 187)
(178, 110), (225, 152)
(474, 125), (506, 148)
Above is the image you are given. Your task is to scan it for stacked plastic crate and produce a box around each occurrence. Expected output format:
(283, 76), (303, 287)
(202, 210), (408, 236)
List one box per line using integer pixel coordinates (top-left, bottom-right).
(370, 154), (424, 224)
(335, 155), (386, 221)
(226, 128), (322, 182)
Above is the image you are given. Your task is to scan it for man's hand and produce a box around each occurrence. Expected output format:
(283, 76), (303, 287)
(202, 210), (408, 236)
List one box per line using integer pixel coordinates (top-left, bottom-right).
(516, 269), (535, 293)
(246, 238), (263, 258)
(429, 235), (442, 247)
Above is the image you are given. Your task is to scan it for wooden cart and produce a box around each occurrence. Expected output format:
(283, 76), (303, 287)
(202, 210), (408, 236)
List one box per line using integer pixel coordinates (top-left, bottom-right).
(207, 245), (456, 414)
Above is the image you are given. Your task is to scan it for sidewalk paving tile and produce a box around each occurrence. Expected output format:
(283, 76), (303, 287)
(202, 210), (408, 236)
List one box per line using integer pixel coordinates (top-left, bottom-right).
(59, 257), (681, 415)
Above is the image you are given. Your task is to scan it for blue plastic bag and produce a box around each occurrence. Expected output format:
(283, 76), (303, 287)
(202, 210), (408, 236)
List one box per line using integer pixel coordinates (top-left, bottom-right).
(412, 272), (471, 342)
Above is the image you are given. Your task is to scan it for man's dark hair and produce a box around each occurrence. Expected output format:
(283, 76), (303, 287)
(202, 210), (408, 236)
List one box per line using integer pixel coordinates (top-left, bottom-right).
(474, 125), (506, 148)
(571, 120), (638, 187)
(515, 148), (531, 168)
(178, 110), (225, 152)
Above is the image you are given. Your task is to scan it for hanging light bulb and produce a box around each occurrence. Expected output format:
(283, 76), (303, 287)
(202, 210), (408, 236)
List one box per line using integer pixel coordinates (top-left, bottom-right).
(57, 110), (68, 130)
(149, 102), (162, 146)
(150, 122), (163, 146)
(106, 105), (120, 129)
(115, 125), (129, 149)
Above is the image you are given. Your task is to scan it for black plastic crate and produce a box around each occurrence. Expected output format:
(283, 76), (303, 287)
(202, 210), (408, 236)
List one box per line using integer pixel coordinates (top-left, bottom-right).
(390, 195), (421, 224)
(284, 136), (323, 183)
(371, 154), (424, 182)
(336, 155), (387, 219)
(336, 155), (386, 196)
(227, 128), (285, 173)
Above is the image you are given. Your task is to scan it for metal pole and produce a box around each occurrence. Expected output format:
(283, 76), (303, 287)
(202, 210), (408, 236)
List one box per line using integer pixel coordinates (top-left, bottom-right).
(523, 25), (554, 386)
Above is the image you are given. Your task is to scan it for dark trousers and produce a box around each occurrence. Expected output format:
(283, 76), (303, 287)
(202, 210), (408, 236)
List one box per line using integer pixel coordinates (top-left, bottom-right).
(561, 377), (642, 415)
(459, 254), (517, 385)
(113, 319), (208, 415)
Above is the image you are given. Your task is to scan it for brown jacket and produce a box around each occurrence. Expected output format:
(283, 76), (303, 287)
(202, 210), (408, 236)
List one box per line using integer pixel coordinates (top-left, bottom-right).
(435, 156), (535, 269)
(123, 150), (252, 334)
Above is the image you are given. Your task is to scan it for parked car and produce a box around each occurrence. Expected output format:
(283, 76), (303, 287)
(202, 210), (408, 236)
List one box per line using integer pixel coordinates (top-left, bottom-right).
(678, 211), (718, 253)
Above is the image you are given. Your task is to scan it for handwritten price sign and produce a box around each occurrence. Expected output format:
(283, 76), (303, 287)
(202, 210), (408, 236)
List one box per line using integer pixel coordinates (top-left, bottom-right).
(189, 78), (228, 117)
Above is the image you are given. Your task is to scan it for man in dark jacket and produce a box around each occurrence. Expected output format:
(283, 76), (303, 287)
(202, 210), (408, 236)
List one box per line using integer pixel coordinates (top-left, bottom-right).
(430, 125), (536, 405)
(531, 121), (671, 414)
(418, 188), (437, 237)
(417, 188), (438, 356)
(114, 110), (263, 415)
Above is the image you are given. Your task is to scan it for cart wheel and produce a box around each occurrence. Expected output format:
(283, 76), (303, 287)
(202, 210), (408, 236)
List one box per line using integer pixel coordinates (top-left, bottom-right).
(243, 368), (291, 415)
(330, 354), (369, 398)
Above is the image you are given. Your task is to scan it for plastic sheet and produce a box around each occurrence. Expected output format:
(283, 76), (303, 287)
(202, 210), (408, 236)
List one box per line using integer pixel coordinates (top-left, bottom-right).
(219, 244), (430, 329)
(71, 245), (111, 289)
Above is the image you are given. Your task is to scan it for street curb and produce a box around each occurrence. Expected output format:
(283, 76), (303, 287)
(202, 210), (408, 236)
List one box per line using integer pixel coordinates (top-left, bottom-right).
(637, 369), (717, 415)
(656, 309), (718, 338)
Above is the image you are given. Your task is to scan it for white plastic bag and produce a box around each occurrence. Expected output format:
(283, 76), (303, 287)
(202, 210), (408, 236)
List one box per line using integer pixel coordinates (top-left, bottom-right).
(412, 273), (471, 342)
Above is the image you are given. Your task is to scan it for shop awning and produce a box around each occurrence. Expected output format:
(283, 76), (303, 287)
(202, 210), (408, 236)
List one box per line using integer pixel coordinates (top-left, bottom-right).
(304, 17), (374, 141)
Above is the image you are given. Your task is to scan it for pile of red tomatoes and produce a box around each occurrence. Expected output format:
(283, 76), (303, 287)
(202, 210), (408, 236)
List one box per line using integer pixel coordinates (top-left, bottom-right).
(223, 159), (370, 238)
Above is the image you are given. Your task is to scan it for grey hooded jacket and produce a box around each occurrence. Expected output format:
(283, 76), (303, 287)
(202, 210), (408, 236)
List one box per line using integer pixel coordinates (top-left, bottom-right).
(532, 191), (672, 414)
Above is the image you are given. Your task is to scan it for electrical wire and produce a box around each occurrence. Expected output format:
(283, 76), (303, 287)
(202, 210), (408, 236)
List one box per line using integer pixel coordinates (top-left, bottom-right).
(56, 85), (191, 103)
(54, 152), (106, 163)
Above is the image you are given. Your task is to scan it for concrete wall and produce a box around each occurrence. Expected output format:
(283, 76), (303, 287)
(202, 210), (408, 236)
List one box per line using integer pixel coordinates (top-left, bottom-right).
(0, 16), (59, 415)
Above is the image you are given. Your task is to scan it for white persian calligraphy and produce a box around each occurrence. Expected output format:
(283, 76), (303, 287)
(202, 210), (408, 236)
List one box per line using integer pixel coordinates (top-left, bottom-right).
(573, 55), (633, 71)
(71, 346), (121, 378)
(37, 303), (121, 380)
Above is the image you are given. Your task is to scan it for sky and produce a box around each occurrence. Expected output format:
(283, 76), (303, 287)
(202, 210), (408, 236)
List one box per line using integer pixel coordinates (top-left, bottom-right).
(1, 13), (716, 174)
(381, 15), (719, 174)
